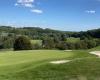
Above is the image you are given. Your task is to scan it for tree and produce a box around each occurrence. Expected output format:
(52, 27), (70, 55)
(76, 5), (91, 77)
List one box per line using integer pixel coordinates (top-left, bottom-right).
(95, 39), (100, 46)
(61, 34), (66, 41)
(14, 36), (32, 50)
(85, 39), (96, 49)
(42, 37), (55, 49)
(75, 40), (88, 49)
(56, 41), (67, 50)
(3, 38), (14, 49)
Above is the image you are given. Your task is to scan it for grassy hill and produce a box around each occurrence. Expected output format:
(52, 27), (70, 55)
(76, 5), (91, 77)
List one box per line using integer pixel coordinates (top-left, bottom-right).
(28, 57), (100, 80)
(0, 50), (98, 80)
(89, 46), (100, 51)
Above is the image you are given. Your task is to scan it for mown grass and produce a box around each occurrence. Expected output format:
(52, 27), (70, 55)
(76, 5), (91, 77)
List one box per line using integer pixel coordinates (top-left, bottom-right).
(20, 57), (100, 80)
(0, 49), (99, 80)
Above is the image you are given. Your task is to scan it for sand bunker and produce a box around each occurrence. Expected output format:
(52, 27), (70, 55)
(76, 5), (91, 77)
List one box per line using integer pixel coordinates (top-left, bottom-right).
(90, 51), (100, 57)
(64, 50), (72, 51)
(50, 60), (71, 64)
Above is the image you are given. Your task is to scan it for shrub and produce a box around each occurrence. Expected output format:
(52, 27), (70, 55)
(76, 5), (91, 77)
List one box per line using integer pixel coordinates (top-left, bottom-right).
(42, 37), (55, 49)
(56, 41), (67, 50)
(14, 36), (32, 50)
(32, 43), (42, 49)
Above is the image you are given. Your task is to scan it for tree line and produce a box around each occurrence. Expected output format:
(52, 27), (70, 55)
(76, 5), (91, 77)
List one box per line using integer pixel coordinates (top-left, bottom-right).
(0, 26), (99, 50)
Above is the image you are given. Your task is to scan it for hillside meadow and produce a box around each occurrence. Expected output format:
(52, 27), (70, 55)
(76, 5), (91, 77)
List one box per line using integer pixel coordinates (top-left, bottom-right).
(0, 47), (99, 80)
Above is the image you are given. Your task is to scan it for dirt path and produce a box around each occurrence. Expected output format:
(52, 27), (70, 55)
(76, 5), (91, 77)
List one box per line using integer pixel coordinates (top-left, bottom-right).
(90, 51), (100, 57)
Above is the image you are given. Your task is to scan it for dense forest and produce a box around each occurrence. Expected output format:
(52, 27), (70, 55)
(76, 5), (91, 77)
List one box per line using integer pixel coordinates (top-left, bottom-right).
(0, 26), (100, 50)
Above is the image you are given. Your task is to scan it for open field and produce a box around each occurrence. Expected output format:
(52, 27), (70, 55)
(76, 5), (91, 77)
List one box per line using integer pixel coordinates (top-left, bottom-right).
(66, 37), (80, 43)
(0, 48), (99, 80)
(31, 40), (42, 45)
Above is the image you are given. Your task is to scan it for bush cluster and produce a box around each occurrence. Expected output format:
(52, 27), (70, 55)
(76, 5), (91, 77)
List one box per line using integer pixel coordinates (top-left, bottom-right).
(14, 36), (32, 50)
(42, 38), (100, 50)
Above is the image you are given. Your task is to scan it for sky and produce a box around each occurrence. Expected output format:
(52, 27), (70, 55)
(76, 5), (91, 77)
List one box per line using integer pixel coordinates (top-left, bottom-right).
(0, 0), (100, 31)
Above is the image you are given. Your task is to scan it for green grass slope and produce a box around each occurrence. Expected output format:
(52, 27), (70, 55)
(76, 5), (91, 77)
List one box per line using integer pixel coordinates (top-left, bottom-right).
(0, 50), (98, 80)
(17, 57), (99, 80)
(89, 46), (100, 51)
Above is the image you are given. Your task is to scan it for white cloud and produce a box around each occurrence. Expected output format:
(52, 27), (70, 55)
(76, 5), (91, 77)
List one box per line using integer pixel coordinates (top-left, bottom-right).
(17, 0), (34, 3)
(15, 0), (34, 8)
(85, 10), (96, 14)
(15, 0), (43, 14)
(31, 9), (43, 14)
(24, 3), (33, 7)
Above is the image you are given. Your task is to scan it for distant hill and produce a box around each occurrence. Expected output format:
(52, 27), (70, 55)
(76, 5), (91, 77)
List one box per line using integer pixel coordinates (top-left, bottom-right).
(0, 26), (99, 39)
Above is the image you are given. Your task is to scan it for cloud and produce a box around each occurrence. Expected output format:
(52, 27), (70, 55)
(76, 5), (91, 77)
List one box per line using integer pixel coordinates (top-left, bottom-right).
(85, 10), (96, 14)
(24, 3), (33, 7)
(17, 0), (34, 3)
(15, 3), (19, 6)
(31, 9), (43, 14)
(15, 0), (34, 8)
(15, 0), (43, 14)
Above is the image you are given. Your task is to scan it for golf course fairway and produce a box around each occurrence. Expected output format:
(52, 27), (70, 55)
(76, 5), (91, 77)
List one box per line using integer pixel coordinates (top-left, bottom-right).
(0, 50), (99, 80)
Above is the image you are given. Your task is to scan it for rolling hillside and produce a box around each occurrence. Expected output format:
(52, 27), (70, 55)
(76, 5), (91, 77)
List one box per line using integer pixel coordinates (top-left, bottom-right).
(0, 50), (98, 80)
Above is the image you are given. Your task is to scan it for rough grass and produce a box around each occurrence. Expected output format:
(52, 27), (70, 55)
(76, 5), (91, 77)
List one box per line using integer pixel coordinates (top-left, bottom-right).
(0, 50), (98, 80)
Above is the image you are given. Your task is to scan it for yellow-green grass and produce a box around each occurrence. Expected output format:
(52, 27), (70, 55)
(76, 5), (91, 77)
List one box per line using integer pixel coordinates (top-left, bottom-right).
(31, 40), (42, 44)
(0, 50), (98, 80)
(66, 37), (80, 43)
